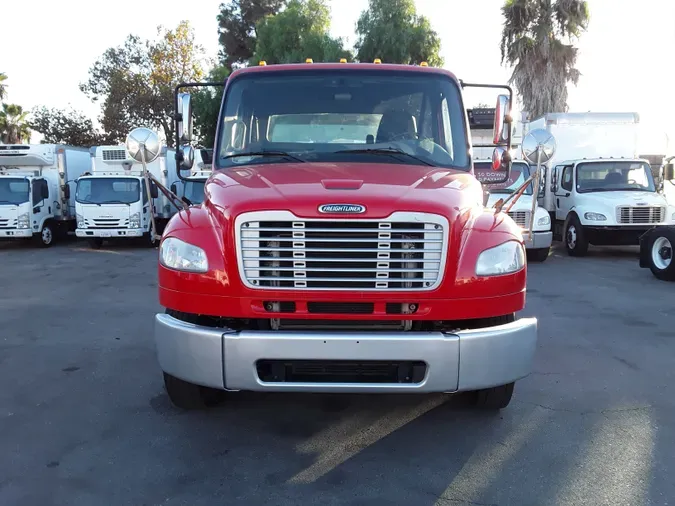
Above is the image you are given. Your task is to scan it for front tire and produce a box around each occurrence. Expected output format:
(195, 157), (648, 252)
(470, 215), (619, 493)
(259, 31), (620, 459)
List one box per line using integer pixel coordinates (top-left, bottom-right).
(34, 222), (54, 248)
(527, 247), (550, 263)
(163, 372), (223, 410)
(647, 228), (675, 281)
(473, 382), (515, 410)
(564, 215), (589, 257)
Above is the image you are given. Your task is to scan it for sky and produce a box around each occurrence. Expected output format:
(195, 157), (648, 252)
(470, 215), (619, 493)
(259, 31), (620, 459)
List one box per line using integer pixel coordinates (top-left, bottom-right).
(2, 0), (674, 153)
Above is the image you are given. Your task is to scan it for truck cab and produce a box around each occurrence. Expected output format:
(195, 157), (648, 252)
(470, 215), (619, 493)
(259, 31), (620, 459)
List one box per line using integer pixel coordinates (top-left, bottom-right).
(0, 144), (89, 247)
(550, 157), (673, 256)
(151, 61), (542, 412)
(75, 144), (177, 248)
(476, 159), (552, 262)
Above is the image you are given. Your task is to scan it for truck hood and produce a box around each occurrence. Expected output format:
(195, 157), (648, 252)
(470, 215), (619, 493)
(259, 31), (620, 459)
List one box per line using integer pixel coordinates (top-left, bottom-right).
(576, 190), (667, 205)
(206, 162), (483, 219)
(485, 192), (534, 211)
(77, 203), (132, 223)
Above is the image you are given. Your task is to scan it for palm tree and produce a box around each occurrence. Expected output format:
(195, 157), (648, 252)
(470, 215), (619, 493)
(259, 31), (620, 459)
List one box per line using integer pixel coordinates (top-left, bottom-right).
(0, 72), (7, 102)
(0, 103), (32, 144)
(500, 0), (589, 120)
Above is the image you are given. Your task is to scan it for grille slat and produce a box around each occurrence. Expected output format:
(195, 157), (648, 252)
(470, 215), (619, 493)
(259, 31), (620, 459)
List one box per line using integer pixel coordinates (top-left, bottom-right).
(615, 206), (665, 224)
(236, 211), (447, 291)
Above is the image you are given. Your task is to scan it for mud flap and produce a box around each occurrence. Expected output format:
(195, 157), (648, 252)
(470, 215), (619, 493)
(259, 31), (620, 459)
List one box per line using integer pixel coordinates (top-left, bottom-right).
(638, 228), (654, 268)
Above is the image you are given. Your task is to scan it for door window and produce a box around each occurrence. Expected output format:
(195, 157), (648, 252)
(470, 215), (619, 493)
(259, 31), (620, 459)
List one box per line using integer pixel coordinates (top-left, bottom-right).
(561, 166), (573, 192)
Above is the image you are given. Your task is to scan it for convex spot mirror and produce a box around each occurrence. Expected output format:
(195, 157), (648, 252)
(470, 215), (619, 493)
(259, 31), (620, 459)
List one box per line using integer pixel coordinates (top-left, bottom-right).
(522, 128), (557, 165)
(126, 127), (161, 164)
(180, 145), (195, 172)
(474, 147), (512, 185)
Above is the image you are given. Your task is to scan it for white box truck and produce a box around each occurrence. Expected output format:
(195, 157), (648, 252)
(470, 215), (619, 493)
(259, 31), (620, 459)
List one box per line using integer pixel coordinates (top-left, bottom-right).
(0, 144), (90, 247)
(475, 159), (552, 262)
(524, 112), (673, 256)
(75, 143), (178, 249)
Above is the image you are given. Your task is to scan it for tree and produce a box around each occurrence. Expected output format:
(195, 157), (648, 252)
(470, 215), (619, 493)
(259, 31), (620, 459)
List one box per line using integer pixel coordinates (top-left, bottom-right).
(0, 104), (31, 144)
(0, 72), (7, 102)
(217, 0), (287, 71)
(500, 0), (590, 119)
(80, 21), (205, 146)
(354, 0), (443, 66)
(192, 65), (230, 149)
(252, 0), (351, 64)
(29, 107), (109, 147)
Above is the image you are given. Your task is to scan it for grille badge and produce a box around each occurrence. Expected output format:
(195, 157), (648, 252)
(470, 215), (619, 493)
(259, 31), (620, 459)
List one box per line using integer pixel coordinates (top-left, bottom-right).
(318, 204), (366, 214)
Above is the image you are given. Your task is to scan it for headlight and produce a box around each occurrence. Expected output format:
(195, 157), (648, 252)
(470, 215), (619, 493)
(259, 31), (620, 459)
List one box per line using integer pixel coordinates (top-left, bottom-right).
(17, 212), (30, 229)
(476, 241), (525, 276)
(129, 212), (140, 229)
(537, 214), (551, 226)
(160, 237), (208, 273)
(76, 213), (84, 228)
(584, 212), (606, 221)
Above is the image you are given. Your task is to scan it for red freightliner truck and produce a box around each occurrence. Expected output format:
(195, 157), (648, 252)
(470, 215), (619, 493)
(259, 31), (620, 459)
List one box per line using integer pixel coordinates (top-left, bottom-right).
(153, 60), (537, 410)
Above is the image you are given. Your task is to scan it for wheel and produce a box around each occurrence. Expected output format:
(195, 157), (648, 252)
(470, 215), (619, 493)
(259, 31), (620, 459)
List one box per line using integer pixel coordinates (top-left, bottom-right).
(34, 223), (54, 248)
(527, 247), (550, 263)
(647, 229), (675, 281)
(163, 372), (223, 410)
(564, 215), (589, 257)
(89, 238), (104, 249)
(144, 232), (158, 248)
(473, 382), (515, 410)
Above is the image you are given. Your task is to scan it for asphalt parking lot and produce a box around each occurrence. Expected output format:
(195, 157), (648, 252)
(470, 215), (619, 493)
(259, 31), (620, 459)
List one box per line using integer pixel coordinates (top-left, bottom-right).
(1, 239), (674, 506)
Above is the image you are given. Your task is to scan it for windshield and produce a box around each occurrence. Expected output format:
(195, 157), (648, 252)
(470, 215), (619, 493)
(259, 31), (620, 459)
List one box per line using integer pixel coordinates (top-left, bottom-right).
(0, 177), (30, 205)
(576, 161), (655, 193)
(474, 162), (532, 195)
(216, 69), (469, 170)
(184, 179), (206, 205)
(76, 178), (141, 204)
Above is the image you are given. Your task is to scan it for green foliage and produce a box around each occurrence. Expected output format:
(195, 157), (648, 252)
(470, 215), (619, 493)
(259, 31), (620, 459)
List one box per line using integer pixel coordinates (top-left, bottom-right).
(0, 103), (31, 144)
(0, 72), (8, 102)
(354, 0), (443, 66)
(252, 0), (351, 64)
(80, 21), (205, 146)
(218, 0), (287, 71)
(28, 107), (110, 147)
(500, 0), (590, 118)
(192, 65), (230, 149)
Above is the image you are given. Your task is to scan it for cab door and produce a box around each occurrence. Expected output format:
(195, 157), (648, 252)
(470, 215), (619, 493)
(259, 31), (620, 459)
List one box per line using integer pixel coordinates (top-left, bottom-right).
(31, 178), (51, 231)
(555, 164), (575, 221)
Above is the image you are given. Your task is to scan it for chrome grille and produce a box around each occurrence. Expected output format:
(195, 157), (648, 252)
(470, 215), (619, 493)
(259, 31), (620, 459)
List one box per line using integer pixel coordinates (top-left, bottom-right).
(236, 211), (448, 291)
(615, 206), (665, 224)
(0, 218), (16, 229)
(507, 211), (531, 228)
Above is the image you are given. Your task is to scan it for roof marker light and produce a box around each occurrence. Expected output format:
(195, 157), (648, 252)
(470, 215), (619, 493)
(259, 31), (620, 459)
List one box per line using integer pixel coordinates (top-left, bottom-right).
(374, 58), (382, 64)
(339, 58), (347, 63)
(305, 58), (313, 63)
(259, 61), (267, 66)
(420, 61), (429, 67)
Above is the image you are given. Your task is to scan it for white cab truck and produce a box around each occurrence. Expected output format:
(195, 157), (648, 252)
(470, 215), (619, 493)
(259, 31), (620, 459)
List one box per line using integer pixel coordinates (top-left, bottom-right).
(0, 144), (90, 247)
(475, 159), (552, 262)
(170, 148), (213, 206)
(525, 112), (673, 256)
(75, 143), (178, 248)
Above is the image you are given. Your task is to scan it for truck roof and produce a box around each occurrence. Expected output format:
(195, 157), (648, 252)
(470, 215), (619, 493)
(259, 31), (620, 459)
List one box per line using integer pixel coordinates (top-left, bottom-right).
(558, 157), (648, 165)
(529, 112), (640, 125)
(230, 62), (459, 82)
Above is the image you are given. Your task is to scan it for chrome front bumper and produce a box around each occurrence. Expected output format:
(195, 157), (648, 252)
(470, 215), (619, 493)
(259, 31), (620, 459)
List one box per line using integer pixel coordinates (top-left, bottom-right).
(76, 227), (144, 238)
(522, 231), (552, 249)
(154, 313), (538, 393)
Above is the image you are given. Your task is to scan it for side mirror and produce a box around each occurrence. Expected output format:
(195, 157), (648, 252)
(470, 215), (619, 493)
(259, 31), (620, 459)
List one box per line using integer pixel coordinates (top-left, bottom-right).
(180, 145), (195, 171)
(64, 185), (70, 200)
(177, 93), (193, 144)
(664, 163), (675, 181)
(150, 182), (159, 199)
(170, 182), (178, 195)
(492, 94), (511, 146)
(40, 180), (49, 200)
(538, 165), (546, 198)
(474, 147), (512, 185)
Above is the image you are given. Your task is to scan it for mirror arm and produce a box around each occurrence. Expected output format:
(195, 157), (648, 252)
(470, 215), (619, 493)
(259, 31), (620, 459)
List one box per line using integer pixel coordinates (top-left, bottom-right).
(495, 174), (535, 214)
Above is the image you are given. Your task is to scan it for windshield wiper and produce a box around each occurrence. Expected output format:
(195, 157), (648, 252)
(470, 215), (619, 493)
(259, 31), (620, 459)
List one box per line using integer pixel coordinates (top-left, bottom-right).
(221, 151), (306, 163)
(105, 200), (132, 205)
(0, 200), (21, 204)
(333, 147), (435, 167)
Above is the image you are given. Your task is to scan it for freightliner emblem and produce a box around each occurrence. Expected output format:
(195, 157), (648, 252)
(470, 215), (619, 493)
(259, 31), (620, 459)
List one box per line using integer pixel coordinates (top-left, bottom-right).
(318, 204), (366, 214)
